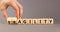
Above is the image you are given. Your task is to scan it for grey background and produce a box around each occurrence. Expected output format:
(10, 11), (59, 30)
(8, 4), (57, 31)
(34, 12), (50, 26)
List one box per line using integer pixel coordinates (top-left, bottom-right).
(0, 0), (60, 32)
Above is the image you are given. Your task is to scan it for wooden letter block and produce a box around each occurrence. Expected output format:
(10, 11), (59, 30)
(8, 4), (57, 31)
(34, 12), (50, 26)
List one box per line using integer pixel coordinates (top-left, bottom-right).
(7, 17), (17, 24)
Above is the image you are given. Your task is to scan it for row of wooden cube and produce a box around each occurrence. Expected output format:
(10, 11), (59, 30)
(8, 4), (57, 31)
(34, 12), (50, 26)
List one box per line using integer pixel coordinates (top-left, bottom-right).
(7, 17), (54, 25)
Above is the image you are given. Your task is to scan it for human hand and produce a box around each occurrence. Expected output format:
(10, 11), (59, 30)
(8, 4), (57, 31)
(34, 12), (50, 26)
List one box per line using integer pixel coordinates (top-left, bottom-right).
(1, 0), (23, 20)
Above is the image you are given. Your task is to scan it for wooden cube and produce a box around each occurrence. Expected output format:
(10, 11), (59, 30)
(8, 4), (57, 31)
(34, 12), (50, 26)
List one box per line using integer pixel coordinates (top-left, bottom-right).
(7, 17), (17, 24)
(7, 17), (12, 24)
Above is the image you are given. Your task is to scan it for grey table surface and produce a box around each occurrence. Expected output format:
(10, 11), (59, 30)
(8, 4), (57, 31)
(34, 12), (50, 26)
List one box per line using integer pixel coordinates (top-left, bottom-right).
(0, 23), (60, 32)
